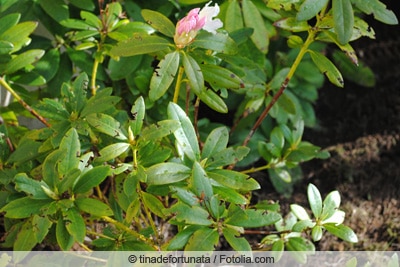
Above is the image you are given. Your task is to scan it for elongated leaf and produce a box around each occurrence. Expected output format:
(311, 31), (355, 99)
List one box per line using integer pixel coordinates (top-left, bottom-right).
(208, 169), (260, 191)
(191, 161), (213, 199)
(34, 48), (61, 81)
(242, 0), (269, 53)
(38, 0), (69, 22)
(108, 55), (142, 81)
(146, 162), (191, 185)
(182, 52), (203, 96)
(141, 192), (166, 218)
(73, 165), (110, 194)
(297, 0), (329, 21)
(149, 51), (180, 101)
(64, 207), (86, 243)
(324, 223), (358, 243)
(36, 98), (70, 121)
(141, 9), (175, 37)
(32, 215), (52, 243)
(14, 220), (37, 251)
(321, 190), (341, 220)
(213, 186), (248, 204)
(201, 64), (244, 89)
(86, 113), (127, 140)
(198, 89), (228, 113)
(309, 50), (344, 87)
(167, 225), (201, 250)
(58, 128), (81, 176)
(225, 0), (244, 32)
(168, 102), (200, 161)
(308, 184), (322, 218)
(60, 19), (94, 30)
(274, 17), (309, 32)
(5, 49), (44, 74)
(0, 197), (52, 218)
(129, 96), (145, 136)
(0, 21), (38, 52)
(166, 202), (212, 226)
(185, 227), (218, 251)
(80, 11), (102, 29)
(141, 120), (180, 141)
(291, 204), (311, 220)
(0, 40), (13, 55)
(7, 140), (41, 164)
(332, 0), (354, 45)
(80, 88), (121, 117)
(192, 32), (238, 54)
(170, 186), (199, 207)
(0, 13), (21, 36)
(56, 216), (74, 251)
(110, 34), (170, 57)
(202, 127), (229, 159)
(352, 0), (398, 25)
(226, 207), (281, 228)
(223, 227), (252, 251)
(75, 198), (113, 217)
(14, 173), (50, 199)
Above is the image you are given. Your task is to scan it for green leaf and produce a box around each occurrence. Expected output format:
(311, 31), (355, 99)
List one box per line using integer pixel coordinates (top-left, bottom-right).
(166, 225), (201, 250)
(0, 21), (38, 52)
(38, 0), (69, 23)
(192, 31), (238, 54)
(146, 162), (191, 185)
(0, 13), (21, 36)
(201, 64), (244, 89)
(168, 102), (200, 161)
(309, 50), (344, 87)
(202, 127), (229, 159)
(5, 49), (44, 74)
(56, 216), (74, 251)
(177, 0), (209, 4)
(80, 11), (102, 29)
(108, 55), (142, 81)
(290, 204), (310, 220)
(80, 88), (121, 117)
(1, 197), (52, 218)
(58, 128), (81, 176)
(141, 192), (166, 218)
(14, 220), (37, 251)
(226, 207), (281, 228)
(242, 0), (269, 53)
(185, 227), (219, 251)
(149, 51), (180, 101)
(223, 227), (252, 251)
(206, 146), (250, 168)
(286, 237), (315, 263)
(297, 0), (329, 21)
(225, 0), (244, 32)
(307, 183), (322, 218)
(69, 0), (95, 11)
(191, 161), (213, 199)
(75, 198), (114, 217)
(213, 186), (248, 204)
(141, 9), (175, 37)
(60, 19), (94, 30)
(64, 207), (86, 243)
(352, 0), (398, 25)
(170, 186), (199, 207)
(7, 140), (41, 164)
(0, 41), (14, 55)
(36, 98), (70, 121)
(198, 89), (228, 113)
(166, 202), (212, 226)
(130, 96), (145, 136)
(274, 17), (309, 32)
(110, 34), (170, 57)
(292, 219), (316, 232)
(14, 173), (50, 199)
(332, 0), (354, 45)
(86, 113), (127, 140)
(141, 120), (180, 141)
(32, 215), (52, 243)
(208, 169), (260, 191)
(321, 190), (341, 220)
(73, 165), (110, 194)
(181, 52), (203, 96)
(324, 223), (358, 243)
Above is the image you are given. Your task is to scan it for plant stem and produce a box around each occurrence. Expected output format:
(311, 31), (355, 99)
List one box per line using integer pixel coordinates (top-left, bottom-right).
(91, 58), (99, 96)
(0, 76), (51, 127)
(241, 30), (316, 148)
(101, 215), (159, 250)
(241, 164), (271, 174)
(173, 66), (185, 103)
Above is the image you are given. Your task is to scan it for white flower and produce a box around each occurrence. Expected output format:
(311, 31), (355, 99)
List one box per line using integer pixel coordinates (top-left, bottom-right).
(198, 1), (223, 34)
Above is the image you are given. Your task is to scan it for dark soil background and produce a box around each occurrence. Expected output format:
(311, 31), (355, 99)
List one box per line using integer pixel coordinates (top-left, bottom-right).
(257, 0), (400, 251)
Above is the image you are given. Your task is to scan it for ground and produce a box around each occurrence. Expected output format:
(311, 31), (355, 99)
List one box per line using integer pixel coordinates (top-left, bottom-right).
(256, 7), (400, 251)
